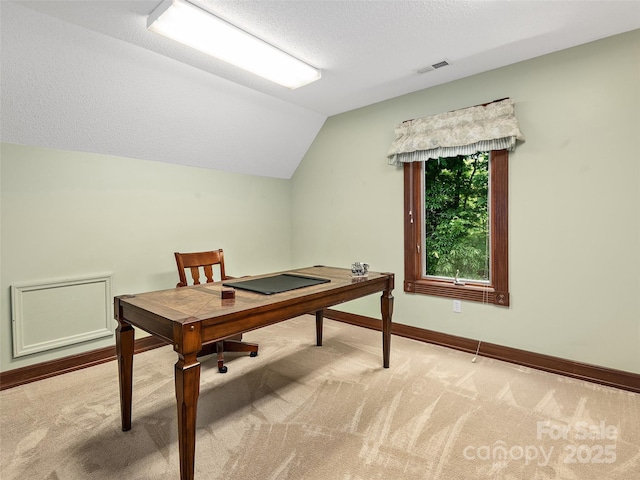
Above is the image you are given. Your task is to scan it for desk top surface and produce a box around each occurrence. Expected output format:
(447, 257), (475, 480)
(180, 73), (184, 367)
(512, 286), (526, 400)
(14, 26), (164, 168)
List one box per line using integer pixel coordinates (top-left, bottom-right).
(117, 266), (392, 325)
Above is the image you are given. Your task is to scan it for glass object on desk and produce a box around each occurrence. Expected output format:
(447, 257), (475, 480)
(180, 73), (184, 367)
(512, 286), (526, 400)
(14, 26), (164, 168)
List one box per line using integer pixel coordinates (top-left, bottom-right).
(351, 262), (369, 277)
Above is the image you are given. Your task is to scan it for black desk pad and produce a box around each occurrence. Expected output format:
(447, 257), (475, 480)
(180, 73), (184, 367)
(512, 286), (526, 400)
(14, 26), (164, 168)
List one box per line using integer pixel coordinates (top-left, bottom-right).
(223, 273), (330, 295)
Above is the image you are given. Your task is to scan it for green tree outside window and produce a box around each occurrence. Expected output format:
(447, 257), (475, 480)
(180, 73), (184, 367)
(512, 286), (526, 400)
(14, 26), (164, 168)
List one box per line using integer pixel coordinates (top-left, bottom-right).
(424, 152), (489, 281)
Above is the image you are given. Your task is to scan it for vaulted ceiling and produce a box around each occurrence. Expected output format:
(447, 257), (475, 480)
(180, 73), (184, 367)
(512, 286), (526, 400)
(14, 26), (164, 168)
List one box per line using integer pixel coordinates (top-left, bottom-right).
(2, 1), (639, 178)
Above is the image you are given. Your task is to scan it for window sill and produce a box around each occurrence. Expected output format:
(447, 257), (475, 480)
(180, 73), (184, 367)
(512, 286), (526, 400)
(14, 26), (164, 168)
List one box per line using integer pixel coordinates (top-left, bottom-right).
(404, 279), (510, 306)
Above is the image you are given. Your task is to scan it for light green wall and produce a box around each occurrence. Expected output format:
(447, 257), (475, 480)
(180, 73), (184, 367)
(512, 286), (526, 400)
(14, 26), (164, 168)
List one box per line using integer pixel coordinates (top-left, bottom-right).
(1, 143), (292, 371)
(291, 30), (640, 374)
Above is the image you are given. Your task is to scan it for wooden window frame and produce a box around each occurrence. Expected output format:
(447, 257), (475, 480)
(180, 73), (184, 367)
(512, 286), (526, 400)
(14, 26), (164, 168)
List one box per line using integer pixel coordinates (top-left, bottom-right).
(403, 149), (510, 306)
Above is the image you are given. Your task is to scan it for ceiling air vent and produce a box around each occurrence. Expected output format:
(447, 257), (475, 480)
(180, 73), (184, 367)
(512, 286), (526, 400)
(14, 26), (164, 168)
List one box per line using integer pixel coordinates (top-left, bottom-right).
(431, 60), (450, 69)
(416, 60), (450, 74)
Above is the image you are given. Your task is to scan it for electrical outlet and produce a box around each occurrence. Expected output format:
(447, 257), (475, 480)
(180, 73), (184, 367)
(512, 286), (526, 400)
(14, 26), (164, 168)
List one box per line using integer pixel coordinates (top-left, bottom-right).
(453, 299), (462, 313)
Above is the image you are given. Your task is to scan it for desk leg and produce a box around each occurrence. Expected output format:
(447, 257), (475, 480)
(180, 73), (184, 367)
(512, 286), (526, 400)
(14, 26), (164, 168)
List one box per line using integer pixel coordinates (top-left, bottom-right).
(315, 310), (323, 346)
(115, 320), (134, 431)
(175, 352), (201, 480)
(381, 287), (394, 368)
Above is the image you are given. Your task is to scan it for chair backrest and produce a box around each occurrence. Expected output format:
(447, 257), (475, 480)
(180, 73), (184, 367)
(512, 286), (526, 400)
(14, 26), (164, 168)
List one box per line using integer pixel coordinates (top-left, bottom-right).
(174, 249), (228, 287)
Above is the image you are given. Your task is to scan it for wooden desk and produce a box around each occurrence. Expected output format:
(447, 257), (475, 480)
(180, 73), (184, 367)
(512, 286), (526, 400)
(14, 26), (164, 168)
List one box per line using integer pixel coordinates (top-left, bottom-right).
(114, 266), (394, 480)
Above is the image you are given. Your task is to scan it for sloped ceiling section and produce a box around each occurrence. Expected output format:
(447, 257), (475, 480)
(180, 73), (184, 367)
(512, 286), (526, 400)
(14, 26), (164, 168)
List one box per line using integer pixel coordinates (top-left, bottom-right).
(2, 1), (639, 178)
(0, 2), (326, 179)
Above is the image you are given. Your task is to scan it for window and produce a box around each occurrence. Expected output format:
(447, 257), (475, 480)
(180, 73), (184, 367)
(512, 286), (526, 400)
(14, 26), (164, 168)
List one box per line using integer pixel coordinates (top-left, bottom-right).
(388, 98), (522, 305)
(425, 152), (489, 281)
(404, 149), (510, 306)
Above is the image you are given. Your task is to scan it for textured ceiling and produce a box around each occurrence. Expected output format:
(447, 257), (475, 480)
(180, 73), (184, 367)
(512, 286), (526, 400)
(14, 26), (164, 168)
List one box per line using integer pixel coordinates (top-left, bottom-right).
(2, 1), (639, 178)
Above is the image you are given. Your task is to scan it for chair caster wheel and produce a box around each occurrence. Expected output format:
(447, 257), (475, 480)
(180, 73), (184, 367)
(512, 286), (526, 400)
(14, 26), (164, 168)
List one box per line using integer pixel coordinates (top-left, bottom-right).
(218, 365), (228, 373)
(250, 351), (258, 357)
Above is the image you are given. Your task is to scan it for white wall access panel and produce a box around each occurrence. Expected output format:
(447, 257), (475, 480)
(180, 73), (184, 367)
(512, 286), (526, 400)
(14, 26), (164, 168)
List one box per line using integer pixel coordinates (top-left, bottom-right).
(11, 275), (113, 357)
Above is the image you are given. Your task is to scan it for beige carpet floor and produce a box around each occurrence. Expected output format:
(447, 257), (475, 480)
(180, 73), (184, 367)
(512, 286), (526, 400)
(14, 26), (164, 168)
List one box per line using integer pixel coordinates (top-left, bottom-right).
(1, 316), (638, 480)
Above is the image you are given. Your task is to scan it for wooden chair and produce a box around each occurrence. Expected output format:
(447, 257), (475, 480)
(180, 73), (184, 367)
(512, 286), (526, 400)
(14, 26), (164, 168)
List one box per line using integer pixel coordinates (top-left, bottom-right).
(174, 249), (259, 373)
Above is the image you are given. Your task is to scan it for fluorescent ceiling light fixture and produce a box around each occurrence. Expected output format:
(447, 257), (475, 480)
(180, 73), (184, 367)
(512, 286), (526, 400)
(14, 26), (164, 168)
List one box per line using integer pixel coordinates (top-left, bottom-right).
(147, 0), (321, 89)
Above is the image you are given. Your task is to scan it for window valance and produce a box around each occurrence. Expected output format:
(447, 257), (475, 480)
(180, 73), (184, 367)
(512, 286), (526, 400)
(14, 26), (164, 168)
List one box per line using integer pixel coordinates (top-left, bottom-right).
(387, 98), (525, 165)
